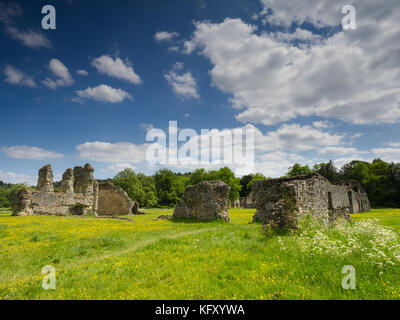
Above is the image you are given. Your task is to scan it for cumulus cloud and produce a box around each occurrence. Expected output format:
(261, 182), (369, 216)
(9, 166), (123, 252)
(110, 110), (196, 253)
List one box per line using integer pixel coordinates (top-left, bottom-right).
(184, 2), (400, 125)
(317, 147), (367, 157)
(76, 142), (149, 163)
(42, 59), (74, 89)
(372, 148), (400, 162)
(6, 26), (52, 49)
(0, 3), (51, 49)
(4, 64), (36, 87)
(1, 145), (64, 160)
(103, 163), (135, 173)
(252, 123), (343, 152)
(385, 142), (400, 148)
(164, 66), (200, 100)
(155, 31), (179, 42)
(76, 69), (88, 76)
(75, 85), (132, 103)
(92, 55), (142, 84)
(0, 170), (34, 185)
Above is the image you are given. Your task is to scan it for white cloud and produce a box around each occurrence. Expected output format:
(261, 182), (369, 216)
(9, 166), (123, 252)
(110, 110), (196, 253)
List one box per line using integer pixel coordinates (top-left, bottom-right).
(76, 142), (149, 163)
(155, 31), (179, 42)
(252, 123), (343, 152)
(386, 142), (400, 148)
(254, 151), (306, 178)
(6, 26), (52, 49)
(103, 163), (135, 173)
(1, 145), (64, 160)
(185, 9), (400, 125)
(92, 55), (142, 84)
(164, 69), (200, 100)
(372, 148), (400, 162)
(274, 28), (322, 42)
(0, 3), (51, 49)
(76, 69), (88, 76)
(318, 147), (367, 157)
(0, 170), (34, 185)
(4, 65), (36, 87)
(140, 123), (154, 132)
(173, 62), (184, 70)
(312, 120), (332, 129)
(75, 85), (132, 103)
(42, 59), (74, 89)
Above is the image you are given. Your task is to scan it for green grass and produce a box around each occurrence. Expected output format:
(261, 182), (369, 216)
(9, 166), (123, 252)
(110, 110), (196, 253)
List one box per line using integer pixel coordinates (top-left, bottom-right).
(353, 208), (400, 230)
(0, 208), (399, 300)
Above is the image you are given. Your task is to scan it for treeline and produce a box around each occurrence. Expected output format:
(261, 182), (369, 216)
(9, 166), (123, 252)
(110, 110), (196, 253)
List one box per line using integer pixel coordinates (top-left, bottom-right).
(286, 159), (400, 208)
(111, 159), (400, 209)
(0, 181), (25, 208)
(1, 158), (399, 209)
(111, 167), (245, 208)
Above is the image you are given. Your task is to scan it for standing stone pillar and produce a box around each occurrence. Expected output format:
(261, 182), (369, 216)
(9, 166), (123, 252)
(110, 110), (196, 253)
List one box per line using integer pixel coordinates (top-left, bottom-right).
(61, 168), (74, 194)
(37, 165), (54, 192)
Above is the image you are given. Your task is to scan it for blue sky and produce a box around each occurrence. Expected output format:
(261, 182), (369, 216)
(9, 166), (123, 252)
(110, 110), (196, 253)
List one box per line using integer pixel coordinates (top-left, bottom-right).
(1, 0), (400, 184)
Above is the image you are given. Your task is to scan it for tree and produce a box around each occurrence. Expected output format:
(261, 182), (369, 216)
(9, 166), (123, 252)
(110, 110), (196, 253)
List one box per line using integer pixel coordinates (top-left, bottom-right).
(154, 169), (182, 207)
(189, 168), (208, 186)
(313, 160), (339, 183)
(246, 173), (267, 193)
(239, 175), (254, 197)
(113, 168), (145, 205)
(137, 174), (158, 208)
(213, 167), (242, 202)
(287, 164), (312, 177)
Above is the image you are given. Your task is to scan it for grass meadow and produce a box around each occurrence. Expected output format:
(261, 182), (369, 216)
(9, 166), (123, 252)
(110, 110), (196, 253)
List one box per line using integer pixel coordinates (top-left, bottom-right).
(0, 208), (399, 300)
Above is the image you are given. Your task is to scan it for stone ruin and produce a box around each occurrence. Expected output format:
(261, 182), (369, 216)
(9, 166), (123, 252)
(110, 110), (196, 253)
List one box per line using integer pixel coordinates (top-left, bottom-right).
(173, 181), (230, 222)
(251, 173), (371, 229)
(239, 196), (255, 209)
(13, 164), (135, 216)
(97, 182), (134, 216)
(340, 180), (371, 213)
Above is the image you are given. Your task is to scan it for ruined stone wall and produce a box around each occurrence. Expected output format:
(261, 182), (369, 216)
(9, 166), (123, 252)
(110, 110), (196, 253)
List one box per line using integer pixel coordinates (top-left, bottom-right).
(239, 196), (255, 208)
(97, 183), (134, 216)
(13, 164), (98, 216)
(341, 180), (371, 213)
(349, 191), (371, 213)
(252, 174), (351, 228)
(173, 181), (230, 221)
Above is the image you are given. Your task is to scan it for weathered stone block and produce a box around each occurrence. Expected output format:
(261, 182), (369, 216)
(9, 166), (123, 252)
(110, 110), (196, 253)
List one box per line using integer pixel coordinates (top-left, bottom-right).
(173, 181), (230, 221)
(97, 182), (134, 216)
(252, 173), (352, 229)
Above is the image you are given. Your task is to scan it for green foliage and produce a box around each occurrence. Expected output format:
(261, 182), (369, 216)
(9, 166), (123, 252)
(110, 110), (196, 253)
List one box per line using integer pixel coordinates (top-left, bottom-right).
(154, 169), (186, 207)
(247, 173), (267, 192)
(339, 159), (400, 208)
(189, 167), (242, 202)
(287, 163), (312, 177)
(313, 160), (339, 183)
(0, 182), (26, 208)
(137, 174), (158, 208)
(113, 169), (145, 205)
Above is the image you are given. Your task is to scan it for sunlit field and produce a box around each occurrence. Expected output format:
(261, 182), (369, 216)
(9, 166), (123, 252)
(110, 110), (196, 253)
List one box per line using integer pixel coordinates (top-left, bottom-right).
(0, 208), (399, 300)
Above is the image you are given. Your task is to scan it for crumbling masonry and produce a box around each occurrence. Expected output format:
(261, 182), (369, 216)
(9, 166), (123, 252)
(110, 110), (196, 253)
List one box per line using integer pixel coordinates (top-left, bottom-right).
(13, 164), (134, 216)
(252, 173), (371, 229)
